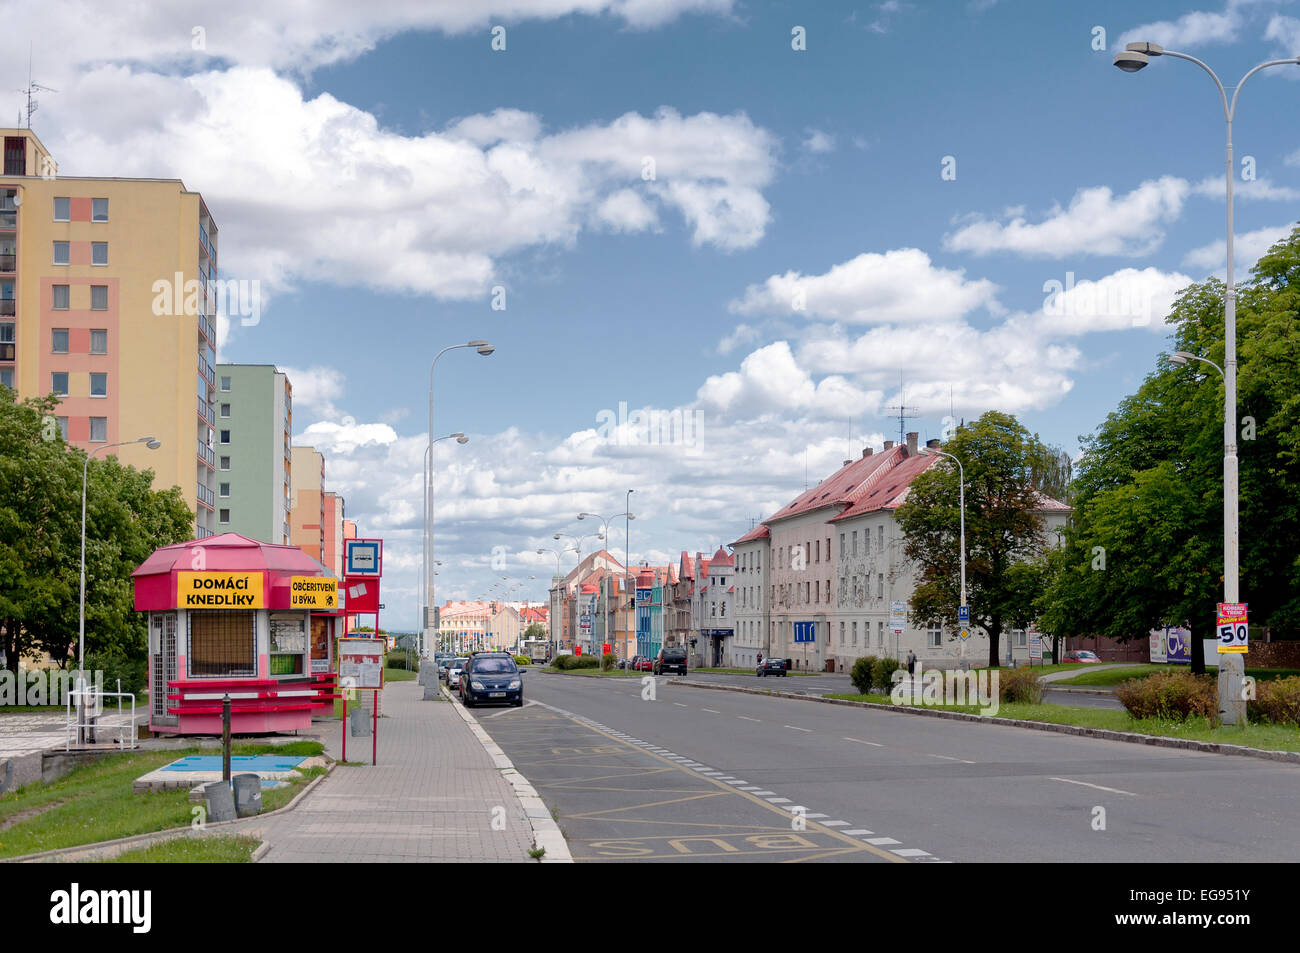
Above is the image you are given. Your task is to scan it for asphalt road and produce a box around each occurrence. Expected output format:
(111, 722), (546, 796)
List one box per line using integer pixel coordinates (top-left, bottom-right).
(474, 670), (1300, 863)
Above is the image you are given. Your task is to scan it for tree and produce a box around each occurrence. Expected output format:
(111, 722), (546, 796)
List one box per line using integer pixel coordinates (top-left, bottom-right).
(523, 622), (547, 641)
(1042, 225), (1300, 673)
(0, 389), (193, 673)
(896, 411), (1060, 668)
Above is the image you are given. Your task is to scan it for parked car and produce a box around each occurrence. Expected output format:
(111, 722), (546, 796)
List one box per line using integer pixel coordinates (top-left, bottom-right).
(1062, 650), (1103, 664)
(459, 652), (524, 708)
(444, 656), (470, 684)
(632, 656), (653, 672)
(757, 657), (788, 677)
(654, 647), (688, 676)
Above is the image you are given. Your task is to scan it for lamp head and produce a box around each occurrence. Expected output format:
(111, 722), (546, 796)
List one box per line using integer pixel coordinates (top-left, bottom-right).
(627, 513), (635, 520)
(456, 434), (469, 444)
(477, 344), (495, 356)
(577, 513), (588, 520)
(1114, 51), (1149, 72)
(1170, 351), (1193, 366)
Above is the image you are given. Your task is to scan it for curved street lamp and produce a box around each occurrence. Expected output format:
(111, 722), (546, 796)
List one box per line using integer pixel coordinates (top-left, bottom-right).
(425, 342), (494, 650)
(1114, 43), (1299, 723)
(420, 432), (468, 653)
(79, 436), (160, 740)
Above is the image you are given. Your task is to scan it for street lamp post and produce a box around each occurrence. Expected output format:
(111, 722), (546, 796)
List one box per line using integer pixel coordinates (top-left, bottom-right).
(919, 446), (966, 661)
(421, 433), (468, 656)
(425, 341), (493, 653)
(79, 436), (160, 742)
(578, 510), (635, 660)
(554, 531), (605, 655)
(1114, 43), (1299, 724)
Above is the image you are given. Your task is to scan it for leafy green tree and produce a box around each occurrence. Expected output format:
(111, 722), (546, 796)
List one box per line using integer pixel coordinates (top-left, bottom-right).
(0, 389), (193, 674)
(896, 410), (1061, 668)
(1042, 225), (1300, 673)
(523, 622), (547, 641)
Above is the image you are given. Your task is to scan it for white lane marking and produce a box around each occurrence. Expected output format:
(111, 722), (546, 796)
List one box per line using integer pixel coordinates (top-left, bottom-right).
(482, 700), (539, 718)
(866, 837), (901, 846)
(926, 753), (976, 764)
(701, 708), (721, 714)
(843, 829), (874, 836)
(892, 848), (932, 857)
(739, 786), (762, 791)
(767, 797), (792, 804)
(822, 820), (849, 827)
(1048, 777), (1138, 797)
(752, 790), (776, 796)
(738, 715), (761, 722)
(673, 703), (688, 707)
(785, 725), (811, 732)
(843, 736), (884, 747)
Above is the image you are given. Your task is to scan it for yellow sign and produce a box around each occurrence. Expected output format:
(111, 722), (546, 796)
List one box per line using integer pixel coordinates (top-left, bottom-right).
(178, 572), (264, 609)
(290, 576), (338, 610)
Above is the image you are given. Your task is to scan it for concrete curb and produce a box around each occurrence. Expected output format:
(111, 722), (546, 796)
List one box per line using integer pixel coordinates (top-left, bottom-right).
(3, 762), (334, 863)
(667, 679), (1300, 766)
(443, 686), (573, 863)
(1045, 685), (1118, 697)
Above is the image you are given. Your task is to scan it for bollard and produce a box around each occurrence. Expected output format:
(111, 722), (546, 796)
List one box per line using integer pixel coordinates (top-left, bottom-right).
(222, 694), (232, 782)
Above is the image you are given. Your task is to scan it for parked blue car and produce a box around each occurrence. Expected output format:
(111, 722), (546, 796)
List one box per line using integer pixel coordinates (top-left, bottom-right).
(460, 653), (525, 708)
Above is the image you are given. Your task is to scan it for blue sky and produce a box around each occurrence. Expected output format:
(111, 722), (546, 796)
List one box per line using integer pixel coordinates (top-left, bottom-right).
(16, 0), (1300, 625)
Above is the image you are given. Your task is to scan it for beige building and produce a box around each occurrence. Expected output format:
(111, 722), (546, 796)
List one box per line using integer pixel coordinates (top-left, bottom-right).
(290, 446), (325, 564)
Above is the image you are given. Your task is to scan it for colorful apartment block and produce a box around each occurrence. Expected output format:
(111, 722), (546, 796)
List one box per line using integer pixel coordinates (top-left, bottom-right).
(213, 364), (292, 544)
(2, 128), (221, 536)
(290, 446), (325, 563)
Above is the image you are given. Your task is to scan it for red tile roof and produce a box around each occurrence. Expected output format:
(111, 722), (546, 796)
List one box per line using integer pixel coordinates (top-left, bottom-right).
(710, 546), (733, 566)
(731, 524), (770, 545)
(767, 446), (905, 523)
(830, 451), (940, 521)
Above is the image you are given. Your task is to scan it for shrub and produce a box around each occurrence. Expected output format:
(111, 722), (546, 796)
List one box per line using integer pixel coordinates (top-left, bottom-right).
(551, 655), (571, 670)
(872, 656), (901, 692)
(513, 655), (531, 666)
(997, 667), (1043, 704)
(1116, 671), (1218, 723)
(851, 656), (879, 694)
(1249, 675), (1300, 726)
(85, 651), (147, 696)
(601, 652), (617, 672)
(572, 655), (599, 669)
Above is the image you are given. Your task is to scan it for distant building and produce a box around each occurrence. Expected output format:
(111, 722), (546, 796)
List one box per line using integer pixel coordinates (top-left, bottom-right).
(290, 446), (325, 563)
(213, 364), (292, 544)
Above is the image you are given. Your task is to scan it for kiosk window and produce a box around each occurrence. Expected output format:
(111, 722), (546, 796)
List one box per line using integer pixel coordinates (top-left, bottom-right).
(189, 610), (256, 677)
(269, 613), (307, 676)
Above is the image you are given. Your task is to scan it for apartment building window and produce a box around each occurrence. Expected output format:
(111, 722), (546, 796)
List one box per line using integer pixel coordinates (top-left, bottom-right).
(51, 328), (69, 353)
(52, 285), (70, 310)
(53, 197), (70, 221)
(92, 198), (108, 222)
(928, 621), (942, 648)
(220, 376), (231, 391)
(56, 416), (68, 440)
(877, 573), (884, 599)
(851, 531), (857, 556)
(878, 525), (885, 552)
(220, 403), (230, 417)
(219, 430), (230, 444)
(53, 242), (69, 265)
(219, 509), (230, 523)
(91, 285), (108, 310)
(720, 601), (726, 617)
(89, 417), (107, 442)
(878, 621), (885, 647)
(815, 539), (819, 562)
(825, 537), (830, 560)
(0, 368), (12, 389)
(91, 243), (108, 266)
(839, 622), (845, 645)
(219, 482), (230, 497)
(851, 621), (857, 645)
(839, 533), (845, 558)
(219, 456), (230, 470)
(1014, 629), (1027, 648)
(90, 329), (107, 354)
(90, 373), (107, 397)
(51, 372), (68, 396)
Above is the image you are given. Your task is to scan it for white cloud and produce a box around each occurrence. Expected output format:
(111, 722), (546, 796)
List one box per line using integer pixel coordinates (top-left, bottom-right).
(802, 129), (836, 154)
(696, 342), (880, 418)
(1193, 175), (1300, 201)
(6, 1), (737, 74)
(44, 71), (780, 298)
(1286, 148), (1300, 167)
(1037, 268), (1194, 335)
(1117, 3), (1243, 50)
(281, 365), (347, 420)
(1181, 223), (1295, 272)
(943, 177), (1190, 258)
(717, 323), (761, 355)
(729, 249), (999, 324)
(1264, 14), (1300, 54)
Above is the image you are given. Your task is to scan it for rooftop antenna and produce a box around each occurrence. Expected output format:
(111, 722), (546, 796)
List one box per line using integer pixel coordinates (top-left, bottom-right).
(884, 384), (920, 446)
(19, 47), (57, 129)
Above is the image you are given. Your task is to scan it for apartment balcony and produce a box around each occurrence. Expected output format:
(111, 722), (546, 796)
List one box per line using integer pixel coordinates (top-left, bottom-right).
(0, 343), (12, 362)
(0, 253), (13, 273)
(197, 439), (215, 469)
(197, 311), (214, 345)
(197, 483), (215, 510)
(0, 211), (14, 231)
(197, 396), (213, 426)
(197, 353), (214, 385)
(0, 300), (13, 317)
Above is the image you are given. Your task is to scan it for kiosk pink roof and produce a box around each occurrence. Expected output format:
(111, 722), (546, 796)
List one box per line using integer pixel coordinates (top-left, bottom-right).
(132, 533), (333, 611)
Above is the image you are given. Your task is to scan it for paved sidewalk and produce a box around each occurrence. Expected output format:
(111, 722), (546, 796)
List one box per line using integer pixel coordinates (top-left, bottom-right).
(237, 680), (550, 863)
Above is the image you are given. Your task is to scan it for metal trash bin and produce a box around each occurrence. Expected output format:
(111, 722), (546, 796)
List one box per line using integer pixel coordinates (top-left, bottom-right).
(350, 705), (372, 736)
(232, 773), (263, 817)
(203, 780), (237, 822)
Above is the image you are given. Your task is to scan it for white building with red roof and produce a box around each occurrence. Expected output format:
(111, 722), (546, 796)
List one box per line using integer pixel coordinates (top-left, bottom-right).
(734, 432), (1070, 672)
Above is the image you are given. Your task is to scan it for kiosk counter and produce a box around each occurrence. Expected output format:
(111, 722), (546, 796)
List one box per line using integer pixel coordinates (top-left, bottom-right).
(132, 533), (343, 735)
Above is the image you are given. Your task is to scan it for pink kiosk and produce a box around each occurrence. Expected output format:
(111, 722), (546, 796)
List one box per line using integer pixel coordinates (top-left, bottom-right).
(132, 533), (341, 735)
